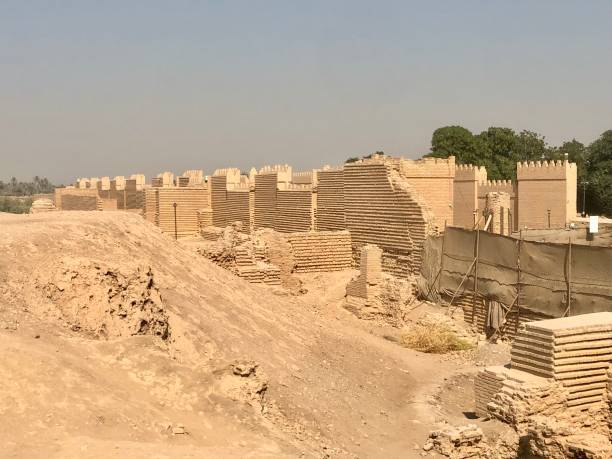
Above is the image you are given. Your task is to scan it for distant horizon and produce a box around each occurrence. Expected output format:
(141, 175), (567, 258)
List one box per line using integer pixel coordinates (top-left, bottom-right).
(0, 124), (601, 185)
(2, 1), (611, 184)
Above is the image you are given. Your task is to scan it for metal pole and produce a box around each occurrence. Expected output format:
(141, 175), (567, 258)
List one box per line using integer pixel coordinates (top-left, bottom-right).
(563, 235), (572, 317)
(472, 228), (480, 324)
(515, 231), (522, 335)
(173, 202), (178, 240)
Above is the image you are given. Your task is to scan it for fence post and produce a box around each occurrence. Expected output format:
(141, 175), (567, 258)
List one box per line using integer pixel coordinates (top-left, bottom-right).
(438, 221), (447, 295)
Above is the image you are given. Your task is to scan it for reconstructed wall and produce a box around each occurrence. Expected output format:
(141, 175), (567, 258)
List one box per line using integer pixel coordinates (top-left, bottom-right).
(344, 158), (437, 277)
(316, 168), (345, 231)
(253, 171), (278, 230)
(210, 168), (241, 228)
(54, 188), (100, 211)
(287, 231), (352, 273)
(143, 188), (158, 223)
(155, 187), (208, 238)
(485, 192), (512, 235)
(226, 186), (252, 232)
(275, 184), (314, 233)
(517, 160), (577, 229)
(61, 194), (100, 211)
(453, 165), (487, 229)
(398, 157), (455, 230)
(478, 180), (516, 230)
(346, 244), (383, 313)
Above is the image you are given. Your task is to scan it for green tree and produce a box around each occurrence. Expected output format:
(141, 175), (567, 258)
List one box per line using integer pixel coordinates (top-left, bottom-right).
(474, 127), (517, 179)
(427, 126), (484, 165)
(585, 130), (612, 216)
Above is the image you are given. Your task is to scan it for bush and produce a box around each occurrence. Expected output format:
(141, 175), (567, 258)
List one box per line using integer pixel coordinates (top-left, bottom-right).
(401, 324), (473, 354)
(0, 196), (33, 214)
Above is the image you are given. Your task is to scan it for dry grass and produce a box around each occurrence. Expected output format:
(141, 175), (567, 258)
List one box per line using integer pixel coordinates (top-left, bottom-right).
(401, 324), (474, 354)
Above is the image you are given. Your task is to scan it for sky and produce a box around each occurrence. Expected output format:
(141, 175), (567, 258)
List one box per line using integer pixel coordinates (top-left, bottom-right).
(1, 1), (611, 184)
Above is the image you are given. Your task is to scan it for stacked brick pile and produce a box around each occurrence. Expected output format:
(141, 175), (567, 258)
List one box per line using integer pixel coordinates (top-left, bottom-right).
(474, 366), (508, 417)
(287, 231), (352, 273)
(487, 370), (568, 432)
(510, 312), (612, 410)
(29, 199), (57, 213)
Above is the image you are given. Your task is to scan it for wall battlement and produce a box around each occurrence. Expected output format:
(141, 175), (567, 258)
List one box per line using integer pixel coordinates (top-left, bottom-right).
(99, 177), (110, 191)
(292, 170), (316, 185)
(277, 183), (312, 191)
(517, 160), (577, 180)
(455, 164), (488, 183)
(213, 168), (241, 185)
(258, 164), (292, 183)
(399, 156), (455, 179)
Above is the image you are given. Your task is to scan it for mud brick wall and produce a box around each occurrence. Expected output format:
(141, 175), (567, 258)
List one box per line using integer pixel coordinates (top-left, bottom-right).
(61, 194), (100, 211)
(226, 187), (252, 232)
(143, 188), (158, 223)
(316, 169), (345, 231)
(517, 160), (577, 229)
(454, 165), (487, 229)
(287, 231), (352, 272)
(478, 180), (516, 231)
(155, 187), (208, 238)
(344, 161), (435, 277)
(399, 157), (455, 230)
(54, 188), (100, 210)
(275, 187), (313, 233)
(254, 172), (278, 230)
(485, 192), (511, 235)
(211, 175), (229, 227)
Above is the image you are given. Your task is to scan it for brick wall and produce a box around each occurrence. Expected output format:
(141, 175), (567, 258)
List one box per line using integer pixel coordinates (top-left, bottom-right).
(517, 161), (577, 229)
(453, 165), (487, 228)
(399, 156), (455, 230)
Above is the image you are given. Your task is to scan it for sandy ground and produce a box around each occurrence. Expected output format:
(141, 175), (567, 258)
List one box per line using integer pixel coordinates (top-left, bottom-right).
(0, 211), (511, 458)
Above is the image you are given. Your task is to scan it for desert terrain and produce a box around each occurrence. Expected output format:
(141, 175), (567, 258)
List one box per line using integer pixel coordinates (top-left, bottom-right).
(0, 211), (511, 458)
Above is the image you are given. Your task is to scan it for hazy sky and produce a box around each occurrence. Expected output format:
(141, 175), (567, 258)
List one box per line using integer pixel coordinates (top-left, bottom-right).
(1, 1), (611, 184)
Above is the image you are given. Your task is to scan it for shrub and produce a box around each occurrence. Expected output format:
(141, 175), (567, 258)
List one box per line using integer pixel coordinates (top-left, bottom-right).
(401, 324), (473, 354)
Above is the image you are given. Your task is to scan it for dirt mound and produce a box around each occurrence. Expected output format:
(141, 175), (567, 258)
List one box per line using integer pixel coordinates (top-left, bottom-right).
(38, 258), (169, 340)
(0, 211), (458, 458)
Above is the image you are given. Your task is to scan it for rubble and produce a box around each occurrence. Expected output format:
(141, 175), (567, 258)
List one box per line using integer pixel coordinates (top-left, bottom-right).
(425, 424), (489, 458)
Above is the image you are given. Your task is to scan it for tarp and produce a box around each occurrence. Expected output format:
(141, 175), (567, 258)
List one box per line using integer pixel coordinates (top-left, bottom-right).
(426, 226), (612, 318)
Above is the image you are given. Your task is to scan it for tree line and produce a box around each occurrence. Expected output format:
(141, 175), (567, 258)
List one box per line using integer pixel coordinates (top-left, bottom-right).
(0, 176), (56, 197)
(423, 127), (611, 216)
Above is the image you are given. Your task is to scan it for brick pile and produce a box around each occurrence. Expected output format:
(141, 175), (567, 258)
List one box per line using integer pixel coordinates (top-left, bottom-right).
(29, 199), (57, 213)
(287, 231), (352, 273)
(510, 312), (612, 410)
(487, 369), (568, 432)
